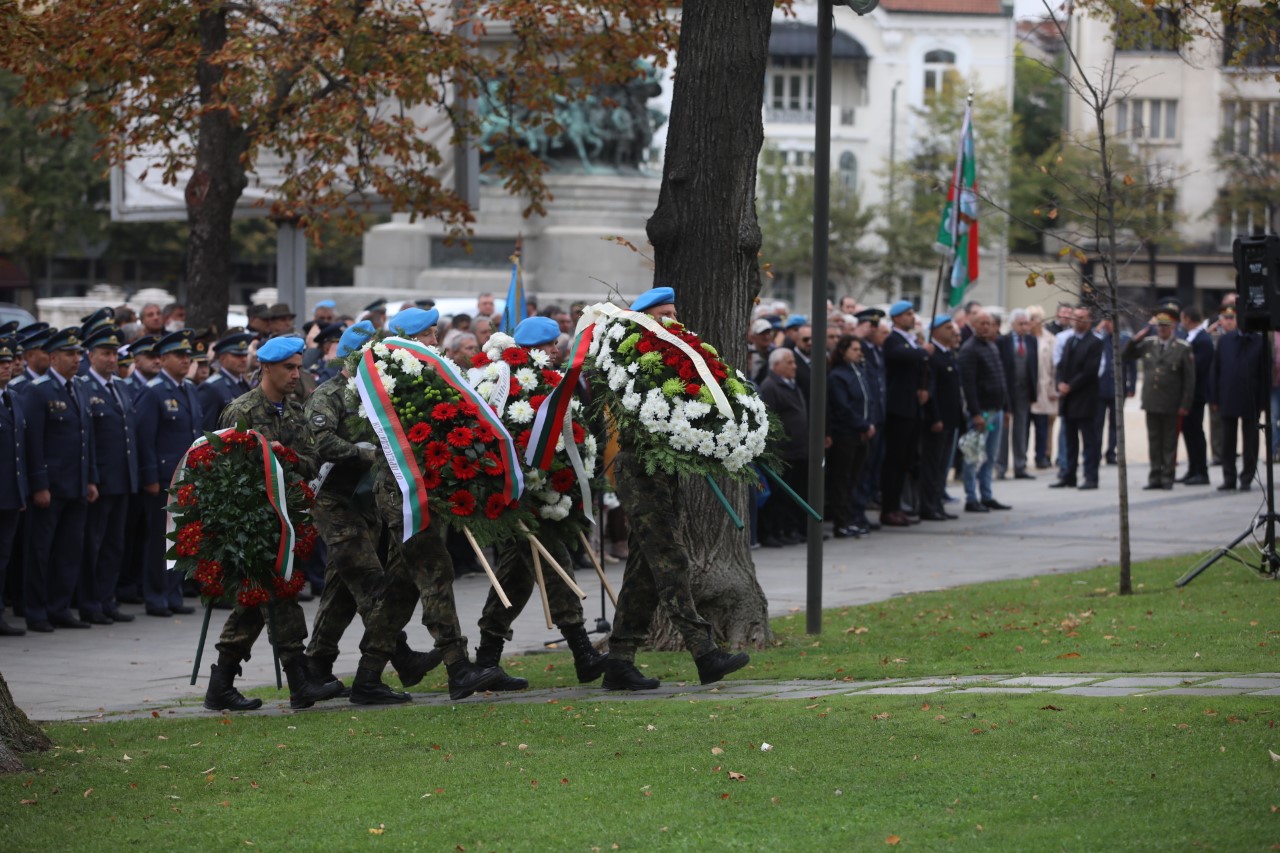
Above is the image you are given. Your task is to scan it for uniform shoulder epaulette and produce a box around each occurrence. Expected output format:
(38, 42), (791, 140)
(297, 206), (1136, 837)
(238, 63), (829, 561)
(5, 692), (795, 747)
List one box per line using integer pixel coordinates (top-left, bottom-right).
(147, 376), (164, 387)
(206, 373), (225, 386)
(1174, 339), (1190, 347)
(75, 375), (90, 384)
(32, 375), (50, 386)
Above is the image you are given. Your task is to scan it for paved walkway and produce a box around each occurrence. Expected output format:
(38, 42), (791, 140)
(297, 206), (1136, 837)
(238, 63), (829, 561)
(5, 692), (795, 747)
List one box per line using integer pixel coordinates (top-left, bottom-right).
(3, 439), (1276, 722)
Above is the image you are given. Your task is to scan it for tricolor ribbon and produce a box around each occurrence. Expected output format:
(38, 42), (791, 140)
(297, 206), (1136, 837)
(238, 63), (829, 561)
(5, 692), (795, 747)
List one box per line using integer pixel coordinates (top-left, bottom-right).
(165, 428), (296, 580)
(355, 337), (524, 542)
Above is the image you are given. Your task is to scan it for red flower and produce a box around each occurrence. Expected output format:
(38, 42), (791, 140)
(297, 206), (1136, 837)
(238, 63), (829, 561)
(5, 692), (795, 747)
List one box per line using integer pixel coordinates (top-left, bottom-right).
(479, 451), (503, 476)
(275, 445), (300, 467)
(298, 480), (316, 506)
(431, 403), (459, 422)
(448, 490), (476, 516)
(446, 426), (475, 448)
(501, 347), (529, 366)
(509, 378), (522, 398)
(176, 484), (198, 508)
(424, 441), (451, 468)
(187, 445), (217, 469)
(676, 361), (697, 381)
(451, 456), (478, 481)
(529, 394), (547, 411)
(176, 521), (204, 557)
(484, 493), (508, 520)
(686, 383), (702, 396)
(515, 429), (532, 450)
(408, 422), (433, 444)
(473, 421), (496, 444)
(458, 400), (480, 418)
(471, 351), (491, 368)
(636, 338), (654, 354)
(550, 468), (576, 494)
(570, 422), (586, 444)
(541, 369), (563, 386)
(421, 467), (442, 490)
(663, 352), (681, 367)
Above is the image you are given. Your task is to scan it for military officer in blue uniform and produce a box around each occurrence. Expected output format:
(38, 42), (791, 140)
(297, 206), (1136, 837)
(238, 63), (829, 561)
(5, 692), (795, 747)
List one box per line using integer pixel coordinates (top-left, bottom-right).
(309, 323), (346, 385)
(23, 327), (99, 632)
(136, 329), (202, 617)
(122, 335), (162, 395)
(197, 331), (254, 431)
(115, 337), (155, 606)
(77, 325), (139, 624)
(9, 324), (52, 396)
(77, 308), (116, 377)
(0, 335), (30, 636)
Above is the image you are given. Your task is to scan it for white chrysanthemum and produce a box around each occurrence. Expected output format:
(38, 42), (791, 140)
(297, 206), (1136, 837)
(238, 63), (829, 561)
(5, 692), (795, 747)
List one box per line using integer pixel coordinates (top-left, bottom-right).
(608, 366), (629, 391)
(568, 397), (581, 414)
(525, 469), (546, 491)
(555, 433), (566, 452)
(477, 381), (495, 399)
(608, 322), (627, 340)
(486, 333), (516, 354)
(516, 367), (538, 391)
(507, 400), (535, 424)
(621, 390), (642, 410)
(684, 400), (711, 420)
(529, 349), (551, 368)
(583, 433), (597, 457)
(373, 343), (390, 358)
(357, 404), (368, 419)
(626, 361), (640, 375)
(483, 363), (501, 381)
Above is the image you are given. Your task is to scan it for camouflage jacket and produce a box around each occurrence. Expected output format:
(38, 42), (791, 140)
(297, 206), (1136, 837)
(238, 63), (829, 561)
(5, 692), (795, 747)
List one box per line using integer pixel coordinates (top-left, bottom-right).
(218, 386), (318, 479)
(304, 372), (377, 496)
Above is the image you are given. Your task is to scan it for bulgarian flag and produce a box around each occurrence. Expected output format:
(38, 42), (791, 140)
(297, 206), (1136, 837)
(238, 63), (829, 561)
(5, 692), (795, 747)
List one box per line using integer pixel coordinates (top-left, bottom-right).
(934, 103), (979, 308)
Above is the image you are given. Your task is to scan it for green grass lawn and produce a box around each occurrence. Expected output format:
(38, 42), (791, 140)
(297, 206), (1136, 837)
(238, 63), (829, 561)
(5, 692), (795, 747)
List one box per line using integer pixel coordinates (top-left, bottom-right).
(5, 552), (1280, 850)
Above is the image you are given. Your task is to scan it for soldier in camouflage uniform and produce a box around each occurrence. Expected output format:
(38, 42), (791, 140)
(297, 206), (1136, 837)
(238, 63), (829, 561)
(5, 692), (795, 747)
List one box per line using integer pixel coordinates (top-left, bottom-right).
(369, 307), (502, 700)
(474, 316), (607, 689)
(303, 322), (441, 704)
(204, 336), (342, 712)
(602, 287), (750, 690)
(1123, 307), (1195, 490)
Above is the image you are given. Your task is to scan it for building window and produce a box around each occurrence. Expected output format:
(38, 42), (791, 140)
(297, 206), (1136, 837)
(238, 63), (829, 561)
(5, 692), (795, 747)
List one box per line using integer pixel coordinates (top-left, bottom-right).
(766, 57), (816, 123)
(1216, 202), (1275, 251)
(1116, 98), (1179, 142)
(1221, 101), (1280, 157)
(838, 151), (857, 191)
(923, 50), (956, 99)
(1223, 7), (1280, 68)
(1115, 4), (1180, 53)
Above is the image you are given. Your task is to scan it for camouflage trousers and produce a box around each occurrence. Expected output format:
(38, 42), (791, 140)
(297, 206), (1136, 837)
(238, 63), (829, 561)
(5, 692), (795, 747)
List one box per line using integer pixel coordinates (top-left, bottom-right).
(216, 597), (308, 666)
(375, 471), (468, 665)
(306, 490), (418, 671)
(609, 451), (714, 662)
(479, 534), (585, 643)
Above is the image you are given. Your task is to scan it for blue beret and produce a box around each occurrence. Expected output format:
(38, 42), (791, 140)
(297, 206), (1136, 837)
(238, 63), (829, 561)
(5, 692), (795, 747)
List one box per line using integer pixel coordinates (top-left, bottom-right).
(931, 315), (954, 331)
(337, 321), (377, 358)
(84, 325), (124, 351)
(156, 329), (195, 355)
(45, 327), (85, 353)
(513, 316), (560, 347)
(888, 300), (914, 318)
(257, 336), (305, 363)
(314, 299), (337, 310)
(631, 286), (675, 313)
(388, 307), (439, 337)
(784, 315), (808, 329)
(213, 331), (256, 355)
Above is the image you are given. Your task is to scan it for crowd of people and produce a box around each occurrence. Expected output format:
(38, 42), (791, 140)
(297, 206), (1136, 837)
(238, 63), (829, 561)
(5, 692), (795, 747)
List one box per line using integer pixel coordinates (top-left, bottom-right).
(750, 293), (1271, 548)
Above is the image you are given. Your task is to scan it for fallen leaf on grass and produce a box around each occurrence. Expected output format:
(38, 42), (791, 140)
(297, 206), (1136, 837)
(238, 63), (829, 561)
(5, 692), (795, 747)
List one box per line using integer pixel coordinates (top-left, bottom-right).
(20, 799), (37, 806)
(1040, 705), (1063, 712)
(150, 711), (159, 719)
(369, 826), (385, 836)
(122, 755), (132, 761)
(886, 835), (901, 846)
(720, 793), (730, 800)
(83, 788), (93, 798)
(711, 747), (723, 755)
(872, 712), (892, 721)
(1269, 750), (1280, 762)
(1057, 652), (1081, 659)
(728, 772), (746, 781)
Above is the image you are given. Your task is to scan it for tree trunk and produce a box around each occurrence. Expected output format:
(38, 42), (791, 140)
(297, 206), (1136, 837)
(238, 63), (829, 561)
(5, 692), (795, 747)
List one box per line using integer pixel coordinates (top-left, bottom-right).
(643, 0), (774, 651)
(0, 672), (51, 774)
(185, 6), (250, 333)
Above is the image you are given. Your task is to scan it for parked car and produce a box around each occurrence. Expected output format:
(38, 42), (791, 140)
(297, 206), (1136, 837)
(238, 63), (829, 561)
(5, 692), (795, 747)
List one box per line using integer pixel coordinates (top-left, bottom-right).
(0, 302), (37, 330)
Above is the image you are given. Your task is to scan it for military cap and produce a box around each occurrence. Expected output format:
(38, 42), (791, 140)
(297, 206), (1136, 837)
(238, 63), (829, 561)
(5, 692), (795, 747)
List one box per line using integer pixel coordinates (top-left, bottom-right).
(45, 327), (85, 352)
(314, 299), (337, 310)
(156, 329), (195, 356)
(854, 308), (885, 324)
(784, 315), (808, 330)
(83, 325), (124, 351)
(79, 306), (115, 332)
(513, 316), (559, 347)
(1154, 307), (1178, 326)
(414, 298), (436, 309)
(314, 323), (347, 346)
(213, 331), (256, 355)
(266, 302), (295, 320)
(0, 336), (16, 362)
(129, 334), (161, 356)
(888, 300), (914, 318)
(116, 345), (134, 367)
(1220, 305), (1237, 318)
(246, 304), (270, 320)
(388, 307), (439, 337)
(1158, 298), (1182, 313)
(0, 321), (18, 336)
(17, 321), (50, 338)
(19, 327), (53, 351)
(631, 286), (675, 313)
(932, 314), (954, 331)
(337, 321), (377, 358)
(257, 336), (305, 363)
(363, 298), (388, 313)
(193, 339), (210, 362)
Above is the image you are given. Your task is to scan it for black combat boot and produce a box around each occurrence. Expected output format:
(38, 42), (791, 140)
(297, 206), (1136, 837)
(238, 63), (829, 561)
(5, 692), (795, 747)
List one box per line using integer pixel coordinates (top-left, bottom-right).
(560, 623), (607, 683)
(473, 635), (529, 692)
(203, 655), (264, 712)
(695, 648), (750, 685)
(446, 658), (504, 700)
(349, 666), (412, 705)
(389, 631), (444, 688)
(307, 653), (350, 698)
(283, 658), (344, 709)
(601, 658), (660, 691)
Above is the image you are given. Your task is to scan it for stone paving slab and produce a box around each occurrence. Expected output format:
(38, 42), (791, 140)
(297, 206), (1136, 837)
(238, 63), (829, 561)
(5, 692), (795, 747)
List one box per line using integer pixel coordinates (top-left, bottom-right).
(1054, 686), (1151, 697)
(1200, 677), (1280, 689)
(953, 687), (1044, 694)
(1147, 687), (1254, 696)
(996, 676), (1100, 687)
(850, 686), (952, 695)
(1247, 688), (1280, 696)
(896, 675), (1013, 686)
(1091, 677), (1196, 688)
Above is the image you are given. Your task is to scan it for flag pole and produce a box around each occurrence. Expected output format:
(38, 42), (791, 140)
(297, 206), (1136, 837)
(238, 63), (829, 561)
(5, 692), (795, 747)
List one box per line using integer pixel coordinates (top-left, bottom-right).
(929, 88), (975, 343)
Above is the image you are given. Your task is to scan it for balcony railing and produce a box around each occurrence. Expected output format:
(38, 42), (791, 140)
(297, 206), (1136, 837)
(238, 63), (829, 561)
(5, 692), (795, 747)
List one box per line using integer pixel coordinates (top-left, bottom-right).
(763, 106), (857, 126)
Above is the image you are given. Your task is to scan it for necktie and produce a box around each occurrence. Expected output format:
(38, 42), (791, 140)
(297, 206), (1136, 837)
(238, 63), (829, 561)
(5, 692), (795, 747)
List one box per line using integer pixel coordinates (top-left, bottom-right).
(1017, 336), (1025, 357)
(65, 380), (78, 411)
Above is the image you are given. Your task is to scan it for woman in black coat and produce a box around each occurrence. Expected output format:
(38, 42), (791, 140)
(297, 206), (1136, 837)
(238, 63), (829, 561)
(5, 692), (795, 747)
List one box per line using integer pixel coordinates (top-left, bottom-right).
(826, 335), (876, 537)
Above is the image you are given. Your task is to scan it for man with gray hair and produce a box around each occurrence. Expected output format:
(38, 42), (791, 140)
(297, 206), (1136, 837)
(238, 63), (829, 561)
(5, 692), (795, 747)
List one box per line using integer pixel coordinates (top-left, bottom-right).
(996, 308), (1039, 480)
(758, 347), (808, 547)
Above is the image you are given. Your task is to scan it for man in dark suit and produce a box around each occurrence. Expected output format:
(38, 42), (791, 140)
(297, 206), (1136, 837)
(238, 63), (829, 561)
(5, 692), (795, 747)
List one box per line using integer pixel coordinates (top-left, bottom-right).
(879, 300), (933, 527)
(23, 327), (99, 632)
(1093, 317), (1136, 467)
(757, 348), (808, 546)
(996, 309), (1039, 480)
(1210, 306), (1268, 491)
(0, 335), (30, 636)
(1051, 306), (1104, 490)
(851, 309), (887, 531)
(1179, 306), (1213, 485)
(790, 324), (814, 401)
(77, 325), (139, 624)
(920, 316), (964, 521)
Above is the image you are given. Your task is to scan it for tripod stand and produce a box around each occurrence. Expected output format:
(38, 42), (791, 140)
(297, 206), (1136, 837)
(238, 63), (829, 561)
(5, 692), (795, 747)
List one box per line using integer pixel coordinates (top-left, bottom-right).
(1177, 333), (1280, 586)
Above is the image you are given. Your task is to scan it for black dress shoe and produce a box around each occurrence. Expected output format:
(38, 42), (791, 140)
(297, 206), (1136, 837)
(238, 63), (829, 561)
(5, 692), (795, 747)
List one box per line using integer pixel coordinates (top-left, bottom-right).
(982, 499), (1012, 510)
(1048, 479), (1077, 489)
(1142, 483), (1163, 490)
(104, 609), (135, 622)
(1014, 471), (1036, 480)
(943, 511), (959, 520)
(117, 595), (144, 605)
(964, 501), (990, 513)
(26, 620), (54, 633)
(1161, 483), (1174, 490)
(1239, 483), (1252, 492)
(833, 526), (863, 539)
(918, 511), (950, 521)
(1077, 481), (1098, 490)
(759, 536), (784, 548)
(171, 604), (196, 615)
(50, 615), (91, 629)
(0, 618), (26, 636)
(1217, 483), (1236, 492)
(81, 612), (114, 625)
(146, 607), (173, 617)
(1183, 474), (1210, 486)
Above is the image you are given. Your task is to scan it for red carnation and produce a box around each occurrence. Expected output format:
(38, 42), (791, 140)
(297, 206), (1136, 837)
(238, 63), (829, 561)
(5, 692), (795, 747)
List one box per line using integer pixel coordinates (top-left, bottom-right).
(501, 347), (529, 366)
(686, 383), (702, 396)
(636, 338), (654, 354)
(550, 468), (576, 494)
(471, 351), (491, 368)
(408, 422), (432, 444)
(423, 441), (451, 468)
(451, 456), (479, 481)
(541, 369), (562, 386)
(421, 467), (442, 490)
(479, 451), (502, 476)
(529, 394), (547, 411)
(484, 493), (508, 520)
(448, 490), (476, 516)
(458, 400), (480, 418)
(431, 403), (459, 422)
(473, 421), (497, 444)
(676, 361), (697, 381)
(663, 352), (681, 367)
(446, 426), (475, 448)
(571, 422), (586, 444)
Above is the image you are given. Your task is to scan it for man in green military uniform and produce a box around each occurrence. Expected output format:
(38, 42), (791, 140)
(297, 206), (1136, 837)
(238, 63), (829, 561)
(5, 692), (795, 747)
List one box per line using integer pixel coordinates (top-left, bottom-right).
(368, 307), (501, 700)
(603, 287), (749, 691)
(204, 336), (342, 712)
(303, 321), (441, 704)
(1123, 307), (1195, 490)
